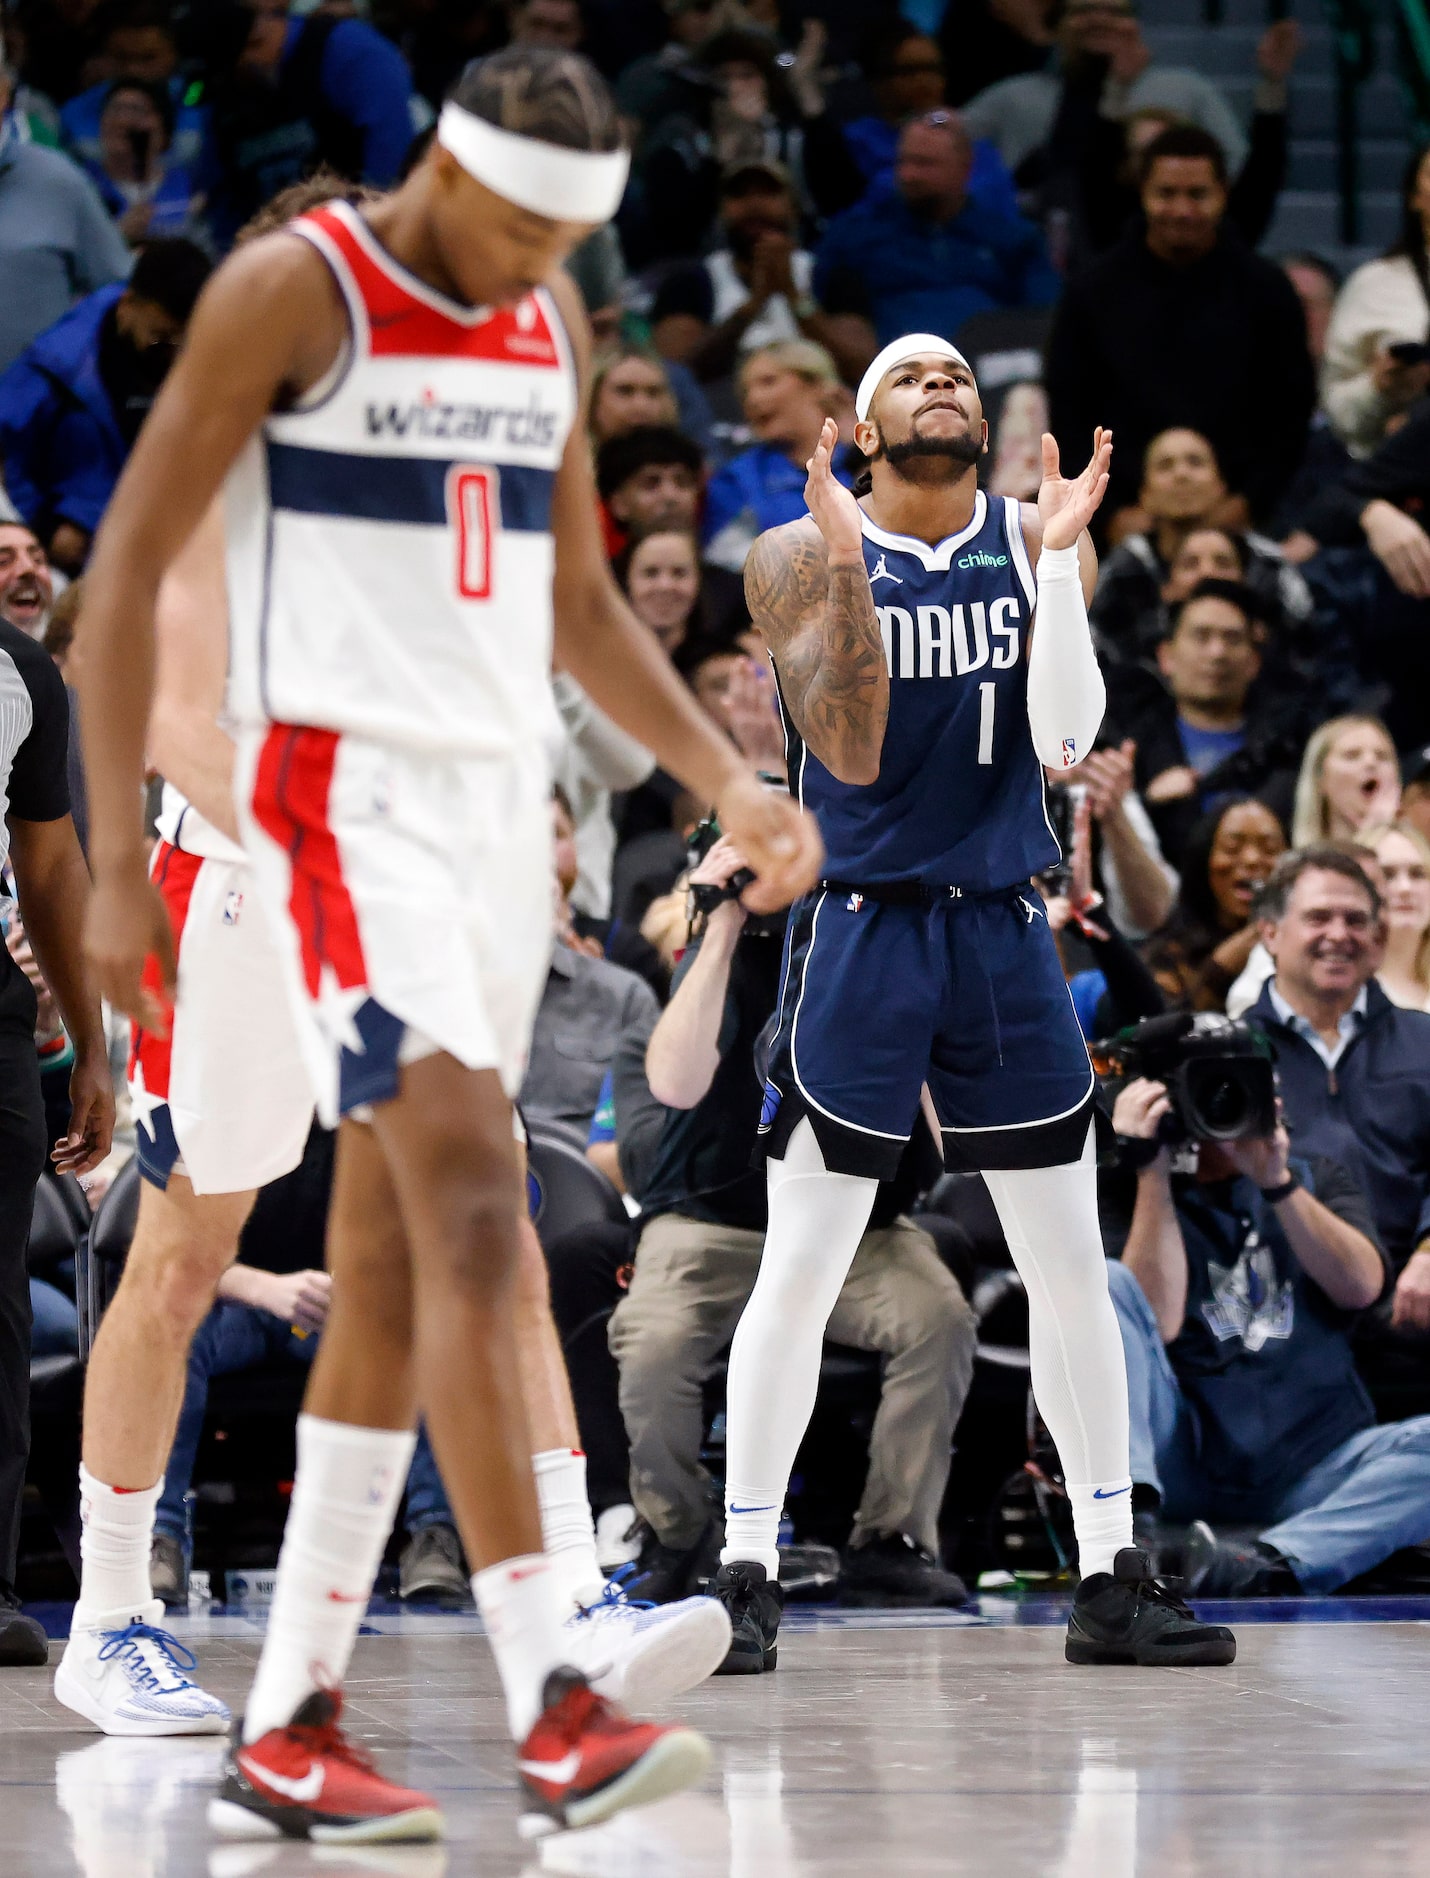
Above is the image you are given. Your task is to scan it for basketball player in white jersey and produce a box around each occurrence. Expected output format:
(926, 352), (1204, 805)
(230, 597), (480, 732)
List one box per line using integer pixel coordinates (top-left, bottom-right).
(54, 178), (732, 1750)
(75, 51), (820, 1845)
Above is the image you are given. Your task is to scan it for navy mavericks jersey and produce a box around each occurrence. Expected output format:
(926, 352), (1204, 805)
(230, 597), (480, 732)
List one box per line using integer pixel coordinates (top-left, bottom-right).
(777, 491), (1061, 891)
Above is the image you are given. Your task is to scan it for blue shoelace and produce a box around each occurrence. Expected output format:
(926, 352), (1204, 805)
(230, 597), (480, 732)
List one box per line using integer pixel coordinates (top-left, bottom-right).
(574, 1580), (655, 1621)
(96, 1621), (201, 1695)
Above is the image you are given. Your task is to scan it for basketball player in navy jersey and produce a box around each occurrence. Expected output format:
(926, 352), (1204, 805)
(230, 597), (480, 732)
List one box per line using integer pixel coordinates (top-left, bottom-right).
(74, 49), (821, 1846)
(713, 334), (1237, 1672)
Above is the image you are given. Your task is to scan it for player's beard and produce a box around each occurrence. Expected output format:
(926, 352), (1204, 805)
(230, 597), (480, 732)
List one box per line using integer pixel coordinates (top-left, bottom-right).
(872, 420), (984, 486)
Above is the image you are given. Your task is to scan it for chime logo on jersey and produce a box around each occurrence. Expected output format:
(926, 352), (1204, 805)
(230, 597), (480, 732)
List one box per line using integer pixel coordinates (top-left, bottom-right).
(875, 596), (1023, 680)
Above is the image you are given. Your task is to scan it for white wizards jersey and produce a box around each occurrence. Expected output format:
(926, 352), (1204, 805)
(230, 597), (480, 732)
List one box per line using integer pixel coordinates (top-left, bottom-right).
(155, 781), (247, 865)
(223, 201), (579, 758)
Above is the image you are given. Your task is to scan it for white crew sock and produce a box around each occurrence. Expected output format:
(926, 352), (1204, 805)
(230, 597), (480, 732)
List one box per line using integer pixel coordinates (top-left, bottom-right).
(473, 1552), (572, 1740)
(982, 1128), (1134, 1580)
(533, 1448), (606, 1613)
(243, 1415), (415, 1743)
(74, 1467), (162, 1627)
(720, 1120), (879, 1579)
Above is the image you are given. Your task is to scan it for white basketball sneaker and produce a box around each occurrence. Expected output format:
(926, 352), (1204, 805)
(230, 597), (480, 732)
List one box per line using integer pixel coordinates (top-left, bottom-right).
(54, 1601), (230, 1736)
(560, 1582), (731, 1709)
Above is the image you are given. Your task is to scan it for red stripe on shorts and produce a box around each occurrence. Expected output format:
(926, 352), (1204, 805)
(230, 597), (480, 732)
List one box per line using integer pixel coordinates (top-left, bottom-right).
(250, 726), (368, 997)
(127, 840), (205, 1100)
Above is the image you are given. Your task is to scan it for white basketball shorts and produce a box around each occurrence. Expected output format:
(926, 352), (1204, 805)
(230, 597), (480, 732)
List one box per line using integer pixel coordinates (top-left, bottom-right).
(233, 725), (553, 1127)
(129, 840), (315, 1195)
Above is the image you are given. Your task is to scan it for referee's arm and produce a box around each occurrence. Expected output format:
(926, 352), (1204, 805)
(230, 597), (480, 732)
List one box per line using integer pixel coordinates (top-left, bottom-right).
(6, 641), (113, 1173)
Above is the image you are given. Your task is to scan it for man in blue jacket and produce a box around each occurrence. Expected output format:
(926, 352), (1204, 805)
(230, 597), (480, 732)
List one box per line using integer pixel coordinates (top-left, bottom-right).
(1245, 846), (1430, 1348)
(0, 239), (211, 572)
(814, 110), (1059, 347)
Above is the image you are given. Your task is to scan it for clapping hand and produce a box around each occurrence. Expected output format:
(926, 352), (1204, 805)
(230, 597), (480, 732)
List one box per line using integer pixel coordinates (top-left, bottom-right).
(1038, 429), (1112, 553)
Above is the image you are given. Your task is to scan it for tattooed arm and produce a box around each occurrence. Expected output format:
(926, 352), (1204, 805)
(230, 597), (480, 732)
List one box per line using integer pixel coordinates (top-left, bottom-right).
(744, 421), (889, 786)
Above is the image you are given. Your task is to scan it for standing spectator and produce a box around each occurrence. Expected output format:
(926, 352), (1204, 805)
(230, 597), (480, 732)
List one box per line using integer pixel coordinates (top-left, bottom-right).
(59, 3), (211, 186)
(815, 110), (1059, 345)
(588, 346), (679, 449)
(81, 79), (208, 246)
(615, 0), (725, 139)
(1090, 430), (1313, 667)
(0, 602), (114, 1662)
(649, 159), (875, 389)
(1367, 822), (1430, 1011)
(1143, 796), (1287, 1011)
(0, 56), (130, 376)
(1046, 125), (1315, 527)
(1320, 146), (1430, 458)
(0, 238), (212, 573)
(200, 0), (423, 239)
(1290, 716), (1401, 847)
(962, 0), (1246, 183)
(1245, 848), (1430, 1349)
(702, 339), (853, 573)
(0, 523), (52, 636)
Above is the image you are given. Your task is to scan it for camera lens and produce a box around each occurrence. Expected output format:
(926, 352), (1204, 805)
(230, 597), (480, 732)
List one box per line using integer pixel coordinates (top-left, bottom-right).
(1199, 1077), (1248, 1134)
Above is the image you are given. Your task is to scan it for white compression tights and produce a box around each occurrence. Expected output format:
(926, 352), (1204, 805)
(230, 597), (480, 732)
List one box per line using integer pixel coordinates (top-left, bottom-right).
(722, 1119), (1133, 1580)
(983, 1126), (1133, 1577)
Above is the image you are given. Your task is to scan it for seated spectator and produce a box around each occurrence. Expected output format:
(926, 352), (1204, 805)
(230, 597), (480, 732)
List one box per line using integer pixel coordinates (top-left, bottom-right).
(81, 78), (208, 246)
(650, 158), (875, 389)
(549, 782), (666, 998)
(0, 58), (131, 375)
(198, 0), (423, 239)
(1107, 1068), (1429, 1598)
(703, 340), (853, 572)
(1290, 715), (1401, 847)
(1143, 796), (1287, 1010)
(610, 833), (977, 1606)
(59, 3), (212, 191)
(1114, 582), (1308, 866)
(684, 644), (787, 781)
(0, 522), (53, 637)
(814, 110), (1059, 347)
(1039, 785), (1168, 1034)
(0, 238), (212, 572)
(595, 424), (703, 561)
(1046, 126), (1315, 528)
(1320, 147), (1430, 459)
(1365, 822), (1430, 1011)
(962, 0), (1246, 184)
(1090, 430), (1314, 666)
(1285, 398), (1430, 751)
(588, 345), (679, 448)
(614, 527), (704, 659)
(1053, 740), (1178, 941)
(1244, 847), (1430, 1363)
(146, 1126), (334, 1603)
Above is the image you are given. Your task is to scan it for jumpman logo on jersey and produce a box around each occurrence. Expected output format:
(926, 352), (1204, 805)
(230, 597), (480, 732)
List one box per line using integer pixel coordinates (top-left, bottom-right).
(868, 553), (902, 585)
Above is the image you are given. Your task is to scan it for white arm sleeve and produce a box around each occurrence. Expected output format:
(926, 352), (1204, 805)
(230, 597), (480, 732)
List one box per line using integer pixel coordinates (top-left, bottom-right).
(1026, 543), (1106, 770)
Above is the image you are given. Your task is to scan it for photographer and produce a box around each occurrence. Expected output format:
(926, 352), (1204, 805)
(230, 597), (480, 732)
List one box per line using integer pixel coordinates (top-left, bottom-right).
(1108, 1065), (1430, 1596)
(609, 832), (977, 1608)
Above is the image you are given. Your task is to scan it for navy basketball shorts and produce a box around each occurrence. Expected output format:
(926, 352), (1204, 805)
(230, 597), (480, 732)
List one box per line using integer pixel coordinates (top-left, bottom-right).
(759, 884), (1095, 1179)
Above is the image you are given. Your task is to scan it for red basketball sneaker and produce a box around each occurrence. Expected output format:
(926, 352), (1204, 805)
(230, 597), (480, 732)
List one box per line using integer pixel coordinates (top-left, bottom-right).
(208, 1689), (443, 1843)
(516, 1666), (712, 1838)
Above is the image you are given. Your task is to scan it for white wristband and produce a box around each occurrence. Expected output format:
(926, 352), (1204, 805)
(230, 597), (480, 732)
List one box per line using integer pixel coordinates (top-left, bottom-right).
(1037, 544), (1081, 581)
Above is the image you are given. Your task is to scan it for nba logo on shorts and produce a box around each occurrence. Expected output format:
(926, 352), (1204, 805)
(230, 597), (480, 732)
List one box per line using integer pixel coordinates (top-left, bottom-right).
(1061, 738), (1077, 767)
(222, 890), (244, 926)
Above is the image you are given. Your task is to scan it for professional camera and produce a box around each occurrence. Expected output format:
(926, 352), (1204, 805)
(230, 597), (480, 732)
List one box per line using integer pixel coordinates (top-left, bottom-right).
(1095, 1011), (1277, 1144)
(685, 773), (790, 937)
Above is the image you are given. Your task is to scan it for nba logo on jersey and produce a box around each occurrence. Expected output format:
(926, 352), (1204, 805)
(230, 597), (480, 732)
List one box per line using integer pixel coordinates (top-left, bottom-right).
(222, 890), (244, 926)
(1061, 737), (1078, 767)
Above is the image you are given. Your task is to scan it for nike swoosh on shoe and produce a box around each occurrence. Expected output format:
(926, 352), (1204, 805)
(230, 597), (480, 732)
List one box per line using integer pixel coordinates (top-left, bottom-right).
(518, 1750), (582, 1783)
(241, 1758), (326, 1802)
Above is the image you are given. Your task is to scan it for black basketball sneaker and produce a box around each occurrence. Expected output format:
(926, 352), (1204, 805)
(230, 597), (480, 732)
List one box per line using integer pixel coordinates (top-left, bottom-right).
(712, 1562), (784, 1674)
(1065, 1547), (1237, 1666)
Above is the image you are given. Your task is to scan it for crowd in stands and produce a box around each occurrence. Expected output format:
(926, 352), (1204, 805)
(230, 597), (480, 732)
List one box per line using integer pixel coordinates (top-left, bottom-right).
(2, 0), (1429, 1610)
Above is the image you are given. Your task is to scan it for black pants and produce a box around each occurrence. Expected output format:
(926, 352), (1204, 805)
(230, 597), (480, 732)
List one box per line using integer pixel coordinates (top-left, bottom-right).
(544, 1220), (635, 1513)
(0, 956), (49, 1593)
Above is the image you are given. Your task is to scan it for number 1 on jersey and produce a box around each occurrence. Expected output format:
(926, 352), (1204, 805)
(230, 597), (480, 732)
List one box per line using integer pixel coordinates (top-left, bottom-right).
(449, 467), (494, 599)
(977, 681), (996, 764)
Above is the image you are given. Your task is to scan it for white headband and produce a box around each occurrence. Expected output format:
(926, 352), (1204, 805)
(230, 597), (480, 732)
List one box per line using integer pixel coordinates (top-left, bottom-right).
(855, 334), (973, 421)
(436, 101), (630, 224)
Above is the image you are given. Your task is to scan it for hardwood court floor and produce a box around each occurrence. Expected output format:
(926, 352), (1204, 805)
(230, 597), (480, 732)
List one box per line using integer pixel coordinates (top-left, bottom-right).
(2, 1597), (1428, 1877)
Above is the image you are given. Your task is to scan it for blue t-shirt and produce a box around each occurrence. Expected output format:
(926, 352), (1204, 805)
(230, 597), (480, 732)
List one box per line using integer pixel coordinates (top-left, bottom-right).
(1177, 718), (1245, 778)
